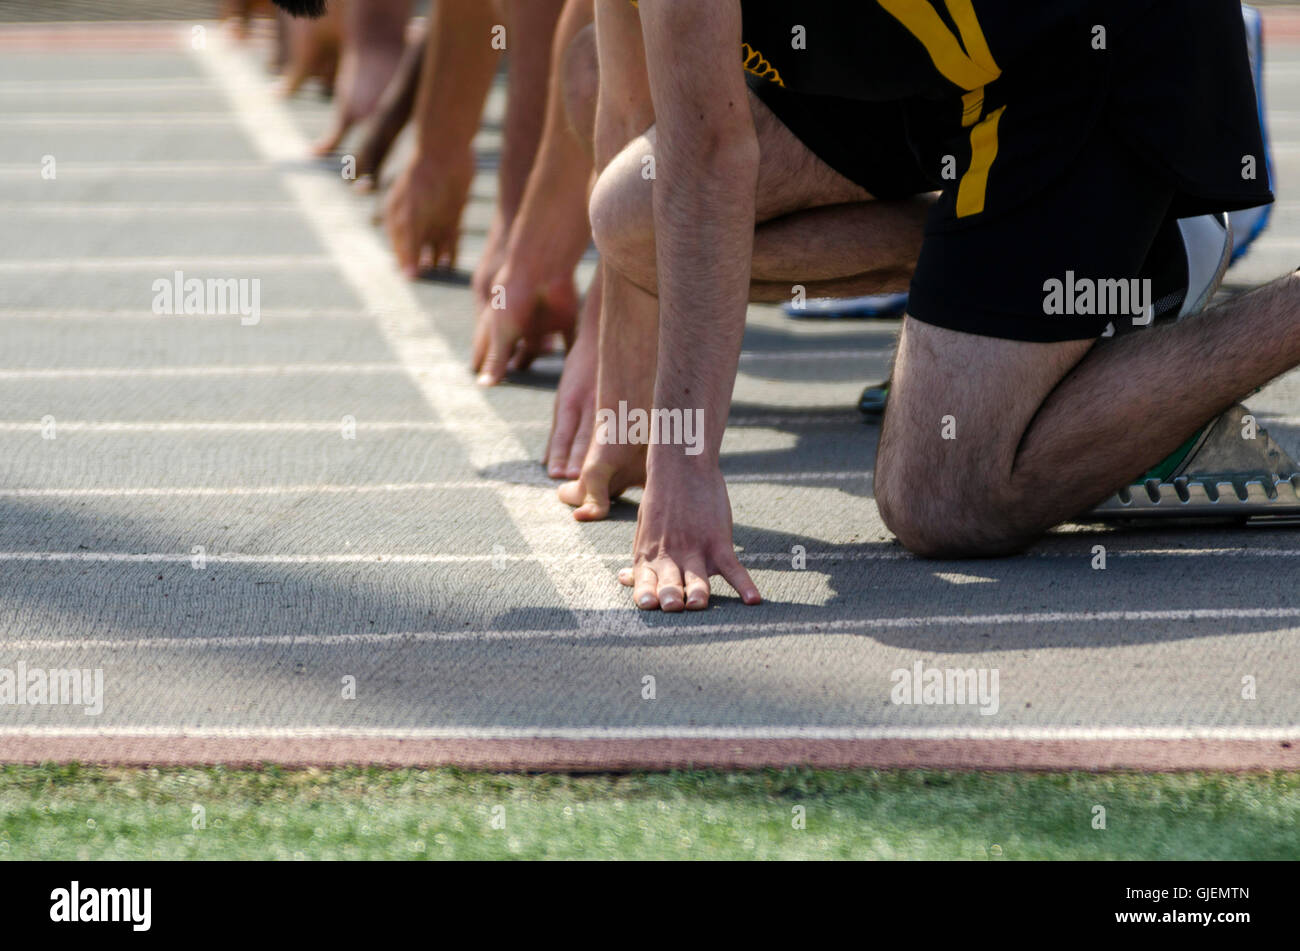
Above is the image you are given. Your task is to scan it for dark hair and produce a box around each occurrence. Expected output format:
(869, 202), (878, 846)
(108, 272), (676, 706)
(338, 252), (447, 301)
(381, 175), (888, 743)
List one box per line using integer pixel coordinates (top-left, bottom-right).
(271, 0), (328, 16)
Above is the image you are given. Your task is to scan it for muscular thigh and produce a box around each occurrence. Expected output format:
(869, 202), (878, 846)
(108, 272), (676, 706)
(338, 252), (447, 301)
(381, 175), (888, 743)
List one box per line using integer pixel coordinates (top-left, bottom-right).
(591, 87), (871, 267)
(747, 90), (873, 220)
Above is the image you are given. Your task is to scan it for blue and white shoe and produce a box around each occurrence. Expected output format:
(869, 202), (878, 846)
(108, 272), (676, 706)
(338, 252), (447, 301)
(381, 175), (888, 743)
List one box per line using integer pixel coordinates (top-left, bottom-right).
(1118, 212), (1233, 333)
(784, 291), (909, 320)
(1228, 3), (1274, 263)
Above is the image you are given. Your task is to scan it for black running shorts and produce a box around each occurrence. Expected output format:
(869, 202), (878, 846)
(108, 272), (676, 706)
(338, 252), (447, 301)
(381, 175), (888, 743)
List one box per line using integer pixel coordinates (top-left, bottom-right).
(736, 0), (1274, 341)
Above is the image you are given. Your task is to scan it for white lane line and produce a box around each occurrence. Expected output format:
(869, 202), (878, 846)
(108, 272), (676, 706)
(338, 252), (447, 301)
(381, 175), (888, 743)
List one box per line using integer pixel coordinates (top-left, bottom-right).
(0, 308), (367, 320)
(740, 349), (893, 362)
(728, 470), (869, 482)
(0, 552), (532, 564)
(1, 604), (1298, 652)
(0, 414), (853, 433)
(0, 726), (1293, 742)
(0, 160), (273, 177)
(0, 79), (219, 93)
(0, 256), (331, 272)
(0, 482), (508, 498)
(199, 32), (627, 628)
(0, 419), (548, 433)
(0, 363), (410, 380)
(7, 545), (1300, 569)
(0, 114), (236, 126)
(0, 472), (857, 497)
(0, 364), (885, 382)
(3, 547), (1300, 566)
(0, 201), (301, 215)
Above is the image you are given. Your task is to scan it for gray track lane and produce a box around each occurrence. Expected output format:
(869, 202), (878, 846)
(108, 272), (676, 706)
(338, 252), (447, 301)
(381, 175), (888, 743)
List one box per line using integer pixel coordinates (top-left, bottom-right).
(1, 20), (1298, 754)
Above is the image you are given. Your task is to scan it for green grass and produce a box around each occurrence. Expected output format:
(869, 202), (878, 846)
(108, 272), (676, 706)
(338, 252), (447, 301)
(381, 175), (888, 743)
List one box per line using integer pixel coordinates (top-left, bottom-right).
(1, 766), (1297, 860)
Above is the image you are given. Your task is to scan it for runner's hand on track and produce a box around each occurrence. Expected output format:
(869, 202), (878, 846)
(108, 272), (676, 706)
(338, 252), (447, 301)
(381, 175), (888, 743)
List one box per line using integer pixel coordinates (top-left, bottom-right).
(471, 269), (577, 385)
(384, 149), (474, 278)
(617, 460), (761, 611)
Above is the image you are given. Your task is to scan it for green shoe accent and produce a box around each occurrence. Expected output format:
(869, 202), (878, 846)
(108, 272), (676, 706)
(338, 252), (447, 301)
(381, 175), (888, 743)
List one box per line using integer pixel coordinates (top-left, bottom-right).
(858, 379), (891, 417)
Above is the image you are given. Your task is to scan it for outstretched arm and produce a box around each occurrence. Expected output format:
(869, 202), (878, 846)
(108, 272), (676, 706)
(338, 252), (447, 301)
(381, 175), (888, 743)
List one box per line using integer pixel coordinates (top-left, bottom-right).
(472, 0), (596, 386)
(625, 0), (760, 610)
(384, 0), (500, 276)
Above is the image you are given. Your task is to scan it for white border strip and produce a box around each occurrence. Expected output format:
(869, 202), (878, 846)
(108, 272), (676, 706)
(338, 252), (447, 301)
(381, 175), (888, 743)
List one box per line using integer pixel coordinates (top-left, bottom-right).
(0, 201), (301, 215)
(0, 115), (235, 126)
(0, 482), (512, 498)
(0, 308), (369, 320)
(4, 606), (1300, 651)
(0, 414), (848, 432)
(0, 420), (536, 433)
(2, 547), (1300, 565)
(0, 473), (855, 497)
(0, 160), (273, 176)
(0, 79), (218, 93)
(0, 725), (1293, 742)
(0, 256), (331, 272)
(0, 363), (411, 380)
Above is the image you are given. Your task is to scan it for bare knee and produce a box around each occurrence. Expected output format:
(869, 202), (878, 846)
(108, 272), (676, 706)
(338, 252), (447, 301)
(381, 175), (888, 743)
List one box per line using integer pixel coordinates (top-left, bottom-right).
(875, 448), (1032, 559)
(589, 138), (656, 288)
(562, 24), (598, 156)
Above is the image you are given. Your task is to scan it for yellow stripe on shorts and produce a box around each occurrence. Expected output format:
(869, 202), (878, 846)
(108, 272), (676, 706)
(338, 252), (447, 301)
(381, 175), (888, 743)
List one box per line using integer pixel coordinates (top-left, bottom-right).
(956, 104), (1004, 217)
(876, 0), (1000, 91)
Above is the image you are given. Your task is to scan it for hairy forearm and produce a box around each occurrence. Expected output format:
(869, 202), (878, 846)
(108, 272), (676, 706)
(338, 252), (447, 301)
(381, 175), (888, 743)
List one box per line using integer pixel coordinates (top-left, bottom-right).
(413, 0), (500, 161)
(640, 0), (756, 466)
(650, 139), (757, 463)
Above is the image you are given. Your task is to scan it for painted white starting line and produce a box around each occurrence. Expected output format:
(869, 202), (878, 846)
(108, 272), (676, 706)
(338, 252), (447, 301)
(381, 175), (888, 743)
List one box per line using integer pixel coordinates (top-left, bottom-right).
(0, 363), (417, 380)
(3, 547), (1300, 566)
(0, 308), (370, 321)
(0, 472), (862, 498)
(0, 414), (853, 432)
(0, 114), (237, 126)
(3, 605), (1300, 653)
(0, 419), (546, 433)
(0, 160), (274, 177)
(0, 725), (1293, 742)
(0, 78), (219, 93)
(0, 256), (332, 272)
(0, 362), (887, 380)
(740, 349), (893, 362)
(0, 482), (512, 498)
(0, 201), (303, 216)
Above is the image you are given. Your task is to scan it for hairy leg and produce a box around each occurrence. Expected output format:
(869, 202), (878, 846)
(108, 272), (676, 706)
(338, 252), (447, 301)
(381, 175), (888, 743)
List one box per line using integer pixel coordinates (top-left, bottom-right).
(473, 0), (570, 299)
(876, 270), (1300, 557)
(558, 0), (656, 519)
